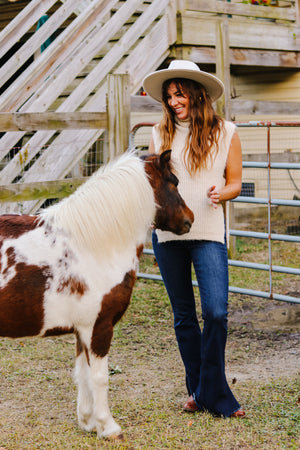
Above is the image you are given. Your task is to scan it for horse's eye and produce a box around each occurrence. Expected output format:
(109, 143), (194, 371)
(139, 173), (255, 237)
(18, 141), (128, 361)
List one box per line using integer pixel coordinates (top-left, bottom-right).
(169, 173), (179, 187)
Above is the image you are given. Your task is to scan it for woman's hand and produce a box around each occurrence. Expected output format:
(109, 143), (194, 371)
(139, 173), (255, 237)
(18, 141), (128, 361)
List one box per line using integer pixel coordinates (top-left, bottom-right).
(207, 185), (220, 208)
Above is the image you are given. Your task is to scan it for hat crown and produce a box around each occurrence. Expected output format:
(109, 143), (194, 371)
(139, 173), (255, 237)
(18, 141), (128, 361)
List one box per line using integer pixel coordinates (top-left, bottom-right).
(143, 59), (224, 103)
(168, 60), (200, 72)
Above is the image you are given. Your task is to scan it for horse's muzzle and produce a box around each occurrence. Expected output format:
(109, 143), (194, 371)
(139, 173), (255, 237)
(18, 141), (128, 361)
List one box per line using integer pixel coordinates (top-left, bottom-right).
(177, 219), (193, 235)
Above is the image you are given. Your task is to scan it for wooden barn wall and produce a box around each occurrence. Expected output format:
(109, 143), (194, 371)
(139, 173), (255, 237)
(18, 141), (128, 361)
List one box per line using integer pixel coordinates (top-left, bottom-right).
(232, 70), (300, 106)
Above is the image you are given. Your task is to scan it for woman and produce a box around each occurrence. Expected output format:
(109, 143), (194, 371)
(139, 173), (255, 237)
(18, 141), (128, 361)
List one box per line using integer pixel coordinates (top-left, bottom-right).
(142, 60), (245, 418)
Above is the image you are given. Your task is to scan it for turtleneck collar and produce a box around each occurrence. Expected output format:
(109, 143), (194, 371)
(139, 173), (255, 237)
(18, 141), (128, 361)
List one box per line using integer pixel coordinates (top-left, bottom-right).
(175, 117), (190, 128)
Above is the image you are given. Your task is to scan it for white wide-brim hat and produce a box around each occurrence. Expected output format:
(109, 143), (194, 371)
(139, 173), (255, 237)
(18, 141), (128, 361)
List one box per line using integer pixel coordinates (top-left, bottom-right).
(143, 60), (224, 103)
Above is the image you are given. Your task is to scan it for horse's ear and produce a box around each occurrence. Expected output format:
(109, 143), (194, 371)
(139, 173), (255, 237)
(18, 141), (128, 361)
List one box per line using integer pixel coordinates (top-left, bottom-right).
(160, 149), (172, 168)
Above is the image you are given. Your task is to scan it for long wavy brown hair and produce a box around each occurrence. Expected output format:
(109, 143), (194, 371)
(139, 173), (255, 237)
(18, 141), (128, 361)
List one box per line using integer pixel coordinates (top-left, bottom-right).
(158, 78), (224, 175)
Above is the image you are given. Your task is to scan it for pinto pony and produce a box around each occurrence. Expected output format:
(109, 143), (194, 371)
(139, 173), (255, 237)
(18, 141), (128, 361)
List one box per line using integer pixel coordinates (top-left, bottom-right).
(0, 150), (193, 439)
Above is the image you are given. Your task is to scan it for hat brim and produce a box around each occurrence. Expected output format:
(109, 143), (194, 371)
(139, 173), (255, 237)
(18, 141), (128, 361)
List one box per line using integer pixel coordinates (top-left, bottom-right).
(143, 68), (224, 103)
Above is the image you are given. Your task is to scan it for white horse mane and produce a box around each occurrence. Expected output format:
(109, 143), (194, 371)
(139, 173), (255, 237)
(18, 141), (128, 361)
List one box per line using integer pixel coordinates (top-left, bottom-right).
(39, 152), (155, 259)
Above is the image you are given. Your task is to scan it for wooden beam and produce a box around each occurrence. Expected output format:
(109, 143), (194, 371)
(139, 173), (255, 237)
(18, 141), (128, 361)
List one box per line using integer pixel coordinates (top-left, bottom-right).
(0, 112), (107, 132)
(296, 0), (300, 26)
(215, 19), (231, 119)
(0, 178), (85, 203)
(185, 46), (300, 68)
(231, 99), (300, 115)
(186, 0), (296, 21)
(230, 48), (300, 68)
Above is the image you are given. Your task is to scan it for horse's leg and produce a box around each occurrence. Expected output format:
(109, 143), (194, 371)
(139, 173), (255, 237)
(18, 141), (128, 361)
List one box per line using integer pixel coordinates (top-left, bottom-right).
(74, 332), (95, 431)
(89, 353), (122, 438)
(84, 271), (136, 438)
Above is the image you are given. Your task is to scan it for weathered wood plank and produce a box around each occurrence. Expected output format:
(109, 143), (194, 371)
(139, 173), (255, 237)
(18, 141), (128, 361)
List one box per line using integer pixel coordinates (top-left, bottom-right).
(179, 13), (300, 51)
(178, 46), (300, 68)
(0, 178), (85, 203)
(232, 99), (300, 115)
(131, 95), (162, 112)
(230, 48), (300, 67)
(117, 14), (175, 94)
(107, 74), (130, 159)
(186, 0), (296, 21)
(0, 0), (86, 89)
(0, 0), (57, 59)
(0, 112), (107, 132)
(215, 19), (231, 119)
(0, 0), (122, 161)
(297, 0), (300, 26)
(6, 0), (170, 182)
(0, 0), (118, 112)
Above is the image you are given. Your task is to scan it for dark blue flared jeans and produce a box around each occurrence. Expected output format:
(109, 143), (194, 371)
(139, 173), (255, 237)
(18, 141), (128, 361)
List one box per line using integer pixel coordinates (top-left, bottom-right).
(152, 231), (240, 417)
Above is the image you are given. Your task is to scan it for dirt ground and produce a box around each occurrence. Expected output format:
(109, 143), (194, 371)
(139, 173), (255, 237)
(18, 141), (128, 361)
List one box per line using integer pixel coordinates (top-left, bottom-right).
(226, 301), (300, 382)
(108, 296), (300, 408)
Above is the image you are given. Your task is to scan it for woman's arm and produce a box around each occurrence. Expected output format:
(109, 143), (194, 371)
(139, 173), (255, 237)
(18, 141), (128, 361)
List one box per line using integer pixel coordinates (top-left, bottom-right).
(208, 131), (242, 206)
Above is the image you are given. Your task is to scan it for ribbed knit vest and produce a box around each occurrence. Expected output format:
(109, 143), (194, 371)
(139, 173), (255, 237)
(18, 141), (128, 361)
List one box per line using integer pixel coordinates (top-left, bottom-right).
(152, 119), (236, 244)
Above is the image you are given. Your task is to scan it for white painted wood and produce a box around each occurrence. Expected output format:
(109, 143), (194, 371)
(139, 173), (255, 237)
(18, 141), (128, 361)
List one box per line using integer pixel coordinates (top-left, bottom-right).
(16, 0), (142, 113)
(0, 0), (88, 89)
(0, 0), (118, 112)
(0, 0), (120, 161)
(61, 0), (96, 16)
(116, 15), (173, 94)
(0, 0), (57, 59)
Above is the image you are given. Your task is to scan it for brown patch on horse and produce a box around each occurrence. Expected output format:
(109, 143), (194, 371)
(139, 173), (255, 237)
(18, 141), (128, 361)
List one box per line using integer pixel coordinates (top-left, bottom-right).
(75, 330), (90, 365)
(57, 276), (88, 297)
(44, 326), (74, 337)
(1, 246), (17, 276)
(136, 244), (144, 259)
(0, 215), (40, 239)
(0, 261), (53, 338)
(91, 270), (136, 358)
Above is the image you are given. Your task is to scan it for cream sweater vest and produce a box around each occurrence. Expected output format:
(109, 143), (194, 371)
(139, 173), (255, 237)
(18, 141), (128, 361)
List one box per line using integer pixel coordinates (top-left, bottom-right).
(152, 119), (236, 244)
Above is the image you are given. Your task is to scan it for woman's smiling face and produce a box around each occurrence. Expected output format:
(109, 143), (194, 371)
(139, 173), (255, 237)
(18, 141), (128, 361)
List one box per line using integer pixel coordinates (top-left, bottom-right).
(166, 81), (190, 120)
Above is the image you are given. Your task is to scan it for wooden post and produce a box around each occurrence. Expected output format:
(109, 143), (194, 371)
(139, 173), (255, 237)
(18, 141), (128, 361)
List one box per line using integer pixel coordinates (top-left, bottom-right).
(107, 74), (131, 161)
(296, 0), (300, 26)
(215, 18), (231, 120)
(176, 0), (186, 13)
(215, 18), (235, 253)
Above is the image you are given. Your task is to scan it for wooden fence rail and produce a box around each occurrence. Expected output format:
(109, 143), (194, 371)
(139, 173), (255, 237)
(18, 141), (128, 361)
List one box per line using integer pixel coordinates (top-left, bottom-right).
(0, 74), (130, 207)
(0, 112), (107, 132)
(0, 178), (85, 204)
